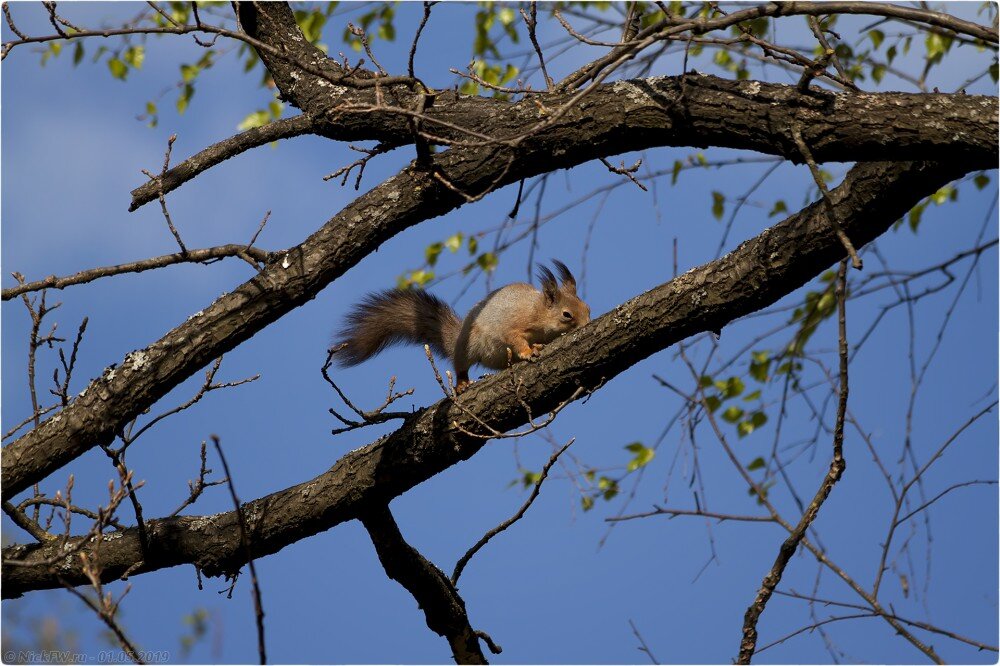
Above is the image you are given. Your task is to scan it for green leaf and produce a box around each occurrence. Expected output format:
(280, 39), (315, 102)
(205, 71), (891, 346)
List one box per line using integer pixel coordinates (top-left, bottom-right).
(180, 64), (199, 83)
(749, 350), (771, 383)
(237, 110), (270, 131)
(500, 64), (519, 86)
(146, 101), (157, 115)
(445, 233), (463, 253)
(716, 376), (745, 399)
(768, 200), (787, 218)
(407, 269), (434, 287)
(699, 375), (714, 388)
(625, 443), (655, 472)
(746, 456), (766, 471)
(990, 62), (999, 82)
(871, 64), (885, 84)
(743, 389), (761, 401)
(476, 252), (498, 273)
(925, 32), (951, 62)
(268, 100), (283, 119)
(974, 173), (990, 190)
(521, 469), (541, 488)
(908, 201), (926, 232)
(711, 191), (725, 221)
(749, 411), (768, 428)
(671, 160), (683, 185)
(929, 185), (953, 205)
(737, 421), (754, 437)
(107, 58), (128, 80)
(425, 242), (443, 266)
(868, 29), (885, 49)
(467, 236), (478, 255)
(886, 45), (897, 65)
(73, 42), (84, 66)
(704, 395), (721, 413)
(721, 406), (744, 423)
(176, 83), (194, 114)
(123, 45), (144, 69)
(581, 495), (595, 511)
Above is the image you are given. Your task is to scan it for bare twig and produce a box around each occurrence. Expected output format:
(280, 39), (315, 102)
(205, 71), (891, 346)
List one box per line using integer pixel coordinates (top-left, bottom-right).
(322, 144), (393, 190)
(130, 115), (314, 211)
(321, 346), (413, 435)
(3, 500), (55, 542)
(791, 128), (862, 269)
(348, 22), (387, 77)
(144, 134), (188, 254)
(3, 2), (28, 40)
(408, 2), (435, 80)
(629, 618), (660, 665)
(61, 544), (145, 664)
(168, 440), (228, 518)
(452, 439), (574, 584)
(772, 589), (1000, 653)
(51, 317), (88, 405)
(116, 356), (259, 449)
(522, 3), (553, 89)
(737, 260), (849, 664)
(600, 157), (648, 192)
(211, 435), (266, 665)
(607, 505), (776, 524)
(3, 245), (271, 301)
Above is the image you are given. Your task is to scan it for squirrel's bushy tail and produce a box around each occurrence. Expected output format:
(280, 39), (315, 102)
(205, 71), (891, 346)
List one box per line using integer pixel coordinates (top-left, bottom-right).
(335, 289), (462, 366)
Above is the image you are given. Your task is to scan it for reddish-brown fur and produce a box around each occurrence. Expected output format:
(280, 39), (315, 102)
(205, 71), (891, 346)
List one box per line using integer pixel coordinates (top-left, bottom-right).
(335, 260), (590, 392)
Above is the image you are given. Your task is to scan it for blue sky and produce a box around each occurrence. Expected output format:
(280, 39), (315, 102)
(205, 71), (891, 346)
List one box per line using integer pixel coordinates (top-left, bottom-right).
(2, 2), (997, 664)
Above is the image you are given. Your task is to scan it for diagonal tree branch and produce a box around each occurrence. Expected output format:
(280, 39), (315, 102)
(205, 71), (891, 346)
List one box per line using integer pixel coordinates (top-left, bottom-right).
(128, 114), (314, 211)
(5, 59), (997, 501)
(3, 158), (970, 598)
(360, 504), (490, 665)
(118, 2), (996, 214)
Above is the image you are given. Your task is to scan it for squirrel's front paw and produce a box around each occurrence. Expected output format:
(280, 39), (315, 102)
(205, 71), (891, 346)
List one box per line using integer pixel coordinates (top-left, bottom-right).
(528, 343), (545, 360)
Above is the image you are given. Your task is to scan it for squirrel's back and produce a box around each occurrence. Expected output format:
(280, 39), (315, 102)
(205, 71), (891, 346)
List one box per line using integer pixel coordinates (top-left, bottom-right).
(335, 289), (461, 366)
(334, 260), (589, 390)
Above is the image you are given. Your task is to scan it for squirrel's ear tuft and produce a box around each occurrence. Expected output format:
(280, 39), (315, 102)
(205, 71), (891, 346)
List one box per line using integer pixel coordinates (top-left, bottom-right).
(552, 259), (577, 293)
(536, 264), (559, 304)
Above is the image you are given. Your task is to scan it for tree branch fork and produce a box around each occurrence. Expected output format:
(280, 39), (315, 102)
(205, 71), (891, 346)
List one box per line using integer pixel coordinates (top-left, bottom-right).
(3, 158), (970, 598)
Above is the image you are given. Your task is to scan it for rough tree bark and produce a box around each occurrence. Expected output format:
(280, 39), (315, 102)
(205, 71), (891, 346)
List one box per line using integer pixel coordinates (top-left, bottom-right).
(1, 0), (995, 615)
(2, 158), (969, 597)
(2, 4), (995, 502)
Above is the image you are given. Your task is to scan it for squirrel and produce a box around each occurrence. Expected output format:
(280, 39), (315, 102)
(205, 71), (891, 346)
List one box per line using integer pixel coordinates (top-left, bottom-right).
(335, 260), (591, 392)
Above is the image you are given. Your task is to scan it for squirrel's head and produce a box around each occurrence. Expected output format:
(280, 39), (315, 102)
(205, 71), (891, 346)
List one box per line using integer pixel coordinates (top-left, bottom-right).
(537, 260), (591, 338)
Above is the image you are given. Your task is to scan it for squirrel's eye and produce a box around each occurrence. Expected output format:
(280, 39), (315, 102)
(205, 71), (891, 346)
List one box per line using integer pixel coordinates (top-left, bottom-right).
(562, 310), (573, 320)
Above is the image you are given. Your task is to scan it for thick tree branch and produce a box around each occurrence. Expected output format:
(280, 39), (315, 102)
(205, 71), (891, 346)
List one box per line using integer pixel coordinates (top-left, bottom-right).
(128, 114), (314, 211)
(11, 36), (995, 503)
(125, 69), (998, 212)
(360, 505), (489, 665)
(3, 159), (969, 597)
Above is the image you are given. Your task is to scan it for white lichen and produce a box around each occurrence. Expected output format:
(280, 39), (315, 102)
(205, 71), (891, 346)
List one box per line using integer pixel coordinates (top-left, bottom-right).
(128, 350), (149, 371)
